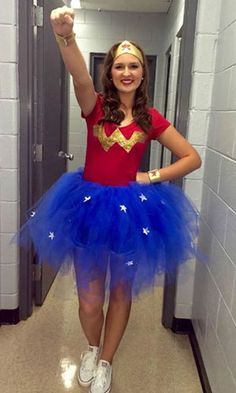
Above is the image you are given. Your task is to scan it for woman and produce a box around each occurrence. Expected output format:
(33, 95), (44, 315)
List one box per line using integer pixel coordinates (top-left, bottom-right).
(19, 5), (201, 393)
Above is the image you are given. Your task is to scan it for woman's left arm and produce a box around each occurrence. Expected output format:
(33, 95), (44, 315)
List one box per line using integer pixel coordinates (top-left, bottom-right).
(136, 125), (202, 183)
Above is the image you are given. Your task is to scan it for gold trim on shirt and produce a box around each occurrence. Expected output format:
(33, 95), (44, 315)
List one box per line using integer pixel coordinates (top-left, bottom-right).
(93, 124), (147, 153)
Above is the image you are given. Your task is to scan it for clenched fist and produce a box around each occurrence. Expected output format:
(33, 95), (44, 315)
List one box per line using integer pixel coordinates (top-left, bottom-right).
(50, 6), (75, 37)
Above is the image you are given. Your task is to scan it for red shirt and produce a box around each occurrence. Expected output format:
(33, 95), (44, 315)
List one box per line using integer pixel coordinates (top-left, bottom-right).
(82, 94), (171, 186)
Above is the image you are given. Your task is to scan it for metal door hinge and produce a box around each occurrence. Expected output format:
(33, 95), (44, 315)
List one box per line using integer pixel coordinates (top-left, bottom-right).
(33, 144), (43, 162)
(33, 5), (44, 27)
(33, 264), (42, 282)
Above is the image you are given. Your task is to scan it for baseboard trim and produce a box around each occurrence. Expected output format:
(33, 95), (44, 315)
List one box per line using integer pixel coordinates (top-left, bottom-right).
(172, 317), (212, 393)
(0, 308), (20, 325)
(171, 316), (194, 334)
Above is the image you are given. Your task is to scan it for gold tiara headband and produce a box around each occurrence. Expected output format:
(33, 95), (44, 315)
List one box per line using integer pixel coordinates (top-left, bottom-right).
(114, 41), (144, 64)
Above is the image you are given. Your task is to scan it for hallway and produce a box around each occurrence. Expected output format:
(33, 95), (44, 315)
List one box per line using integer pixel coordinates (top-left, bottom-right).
(0, 273), (202, 393)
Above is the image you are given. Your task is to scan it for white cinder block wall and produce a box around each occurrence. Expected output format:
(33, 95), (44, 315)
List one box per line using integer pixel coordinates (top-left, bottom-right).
(192, 0), (236, 392)
(0, 0), (19, 310)
(68, 9), (167, 171)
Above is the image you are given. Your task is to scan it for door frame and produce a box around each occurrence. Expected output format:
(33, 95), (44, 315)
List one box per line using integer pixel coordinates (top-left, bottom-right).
(161, 0), (199, 330)
(18, 0), (35, 320)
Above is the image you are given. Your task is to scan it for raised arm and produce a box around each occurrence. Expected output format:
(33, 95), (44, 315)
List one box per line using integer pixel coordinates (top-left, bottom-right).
(50, 6), (96, 116)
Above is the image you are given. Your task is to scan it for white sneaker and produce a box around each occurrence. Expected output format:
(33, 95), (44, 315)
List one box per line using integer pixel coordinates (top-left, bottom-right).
(89, 360), (112, 393)
(78, 345), (100, 387)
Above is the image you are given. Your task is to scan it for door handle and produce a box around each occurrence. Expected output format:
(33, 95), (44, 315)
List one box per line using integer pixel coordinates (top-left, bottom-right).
(58, 151), (74, 161)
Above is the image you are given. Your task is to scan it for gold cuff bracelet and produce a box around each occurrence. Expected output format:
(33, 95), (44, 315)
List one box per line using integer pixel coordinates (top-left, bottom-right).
(148, 169), (161, 183)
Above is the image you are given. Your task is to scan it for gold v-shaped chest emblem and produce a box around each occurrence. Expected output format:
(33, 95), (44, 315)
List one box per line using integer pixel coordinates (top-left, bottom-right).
(93, 124), (147, 153)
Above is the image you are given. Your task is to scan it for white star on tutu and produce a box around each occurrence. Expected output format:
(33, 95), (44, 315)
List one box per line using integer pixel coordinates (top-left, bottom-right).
(139, 193), (147, 202)
(48, 232), (55, 240)
(120, 204), (127, 213)
(83, 196), (91, 203)
(143, 227), (150, 235)
(30, 211), (36, 217)
(126, 260), (134, 266)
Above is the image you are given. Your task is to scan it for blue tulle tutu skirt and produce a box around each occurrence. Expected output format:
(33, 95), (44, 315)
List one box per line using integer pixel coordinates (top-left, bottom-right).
(16, 169), (200, 298)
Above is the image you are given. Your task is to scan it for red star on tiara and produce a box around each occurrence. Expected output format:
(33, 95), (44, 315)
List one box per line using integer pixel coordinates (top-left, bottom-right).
(114, 41), (144, 64)
(121, 43), (131, 51)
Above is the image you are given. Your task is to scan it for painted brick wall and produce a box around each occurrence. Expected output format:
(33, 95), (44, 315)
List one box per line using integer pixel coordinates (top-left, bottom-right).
(0, 0), (19, 309)
(192, 0), (236, 391)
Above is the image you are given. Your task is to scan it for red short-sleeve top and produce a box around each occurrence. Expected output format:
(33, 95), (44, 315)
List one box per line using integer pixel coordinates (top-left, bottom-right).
(82, 94), (171, 186)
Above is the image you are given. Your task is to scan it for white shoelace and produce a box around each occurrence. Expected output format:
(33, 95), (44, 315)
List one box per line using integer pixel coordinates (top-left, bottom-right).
(94, 364), (110, 388)
(81, 350), (98, 371)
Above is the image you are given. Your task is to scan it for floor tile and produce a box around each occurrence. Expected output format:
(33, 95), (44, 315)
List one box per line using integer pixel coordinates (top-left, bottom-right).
(0, 273), (203, 392)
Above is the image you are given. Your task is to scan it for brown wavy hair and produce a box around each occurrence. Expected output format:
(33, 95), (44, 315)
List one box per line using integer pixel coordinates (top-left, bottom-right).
(99, 41), (152, 133)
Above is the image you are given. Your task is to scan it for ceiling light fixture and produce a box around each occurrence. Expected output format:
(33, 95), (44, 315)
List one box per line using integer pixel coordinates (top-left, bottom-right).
(71, 0), (81, 9)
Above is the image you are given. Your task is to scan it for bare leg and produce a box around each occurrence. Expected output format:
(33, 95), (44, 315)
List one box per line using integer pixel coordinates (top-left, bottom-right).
(100, 282), (132, 363)
(77, 275), (106, 347)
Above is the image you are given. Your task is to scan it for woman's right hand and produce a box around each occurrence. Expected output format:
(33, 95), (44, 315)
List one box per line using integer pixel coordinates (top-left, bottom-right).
(50, 6), (75, 37)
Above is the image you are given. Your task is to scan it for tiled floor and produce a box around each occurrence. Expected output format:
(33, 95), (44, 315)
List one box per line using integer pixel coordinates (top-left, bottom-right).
(0, 273), (203, 393)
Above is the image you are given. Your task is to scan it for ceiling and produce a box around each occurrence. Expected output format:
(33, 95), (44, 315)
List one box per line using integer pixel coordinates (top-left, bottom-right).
(67, 0), (173, 13)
